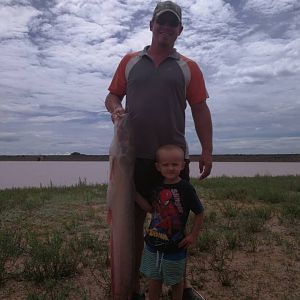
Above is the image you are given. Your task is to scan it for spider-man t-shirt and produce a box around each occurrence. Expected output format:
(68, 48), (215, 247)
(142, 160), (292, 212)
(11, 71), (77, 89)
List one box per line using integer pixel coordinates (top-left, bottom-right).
(144, 179), (204, 253)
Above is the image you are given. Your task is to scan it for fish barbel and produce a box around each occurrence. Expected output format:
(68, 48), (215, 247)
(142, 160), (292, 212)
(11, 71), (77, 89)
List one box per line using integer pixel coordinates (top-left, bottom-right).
(107, 114), (135, 300)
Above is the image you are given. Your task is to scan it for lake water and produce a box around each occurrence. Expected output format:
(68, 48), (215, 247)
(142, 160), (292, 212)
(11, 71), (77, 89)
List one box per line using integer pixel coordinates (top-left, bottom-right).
(0, 161), (299, 189)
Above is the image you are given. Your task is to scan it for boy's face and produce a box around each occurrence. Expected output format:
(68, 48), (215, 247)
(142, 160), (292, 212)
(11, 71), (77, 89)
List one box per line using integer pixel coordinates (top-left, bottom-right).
(155, 148), (185, 183)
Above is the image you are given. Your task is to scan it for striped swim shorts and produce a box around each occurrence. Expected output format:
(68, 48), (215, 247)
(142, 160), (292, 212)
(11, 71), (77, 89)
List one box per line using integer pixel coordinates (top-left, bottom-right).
(140, 246), (186, 286)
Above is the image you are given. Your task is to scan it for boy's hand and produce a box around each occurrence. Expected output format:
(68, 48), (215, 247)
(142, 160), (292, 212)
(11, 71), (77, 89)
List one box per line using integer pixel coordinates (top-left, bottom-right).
(135, 193), (153, 213)
(178, 233), (197, 249)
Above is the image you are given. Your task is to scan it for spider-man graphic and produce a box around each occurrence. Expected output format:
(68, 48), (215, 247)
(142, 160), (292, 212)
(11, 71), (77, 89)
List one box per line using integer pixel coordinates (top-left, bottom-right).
(152, 188), (181, 236)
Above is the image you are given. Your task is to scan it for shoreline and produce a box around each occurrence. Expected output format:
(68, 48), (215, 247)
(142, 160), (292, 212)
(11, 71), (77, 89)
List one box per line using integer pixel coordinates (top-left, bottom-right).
(0, 154), (300, 162)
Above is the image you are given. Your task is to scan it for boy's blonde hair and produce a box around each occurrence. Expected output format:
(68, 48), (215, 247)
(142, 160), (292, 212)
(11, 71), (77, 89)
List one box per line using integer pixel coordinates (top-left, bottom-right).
(155, 144), (185, 161)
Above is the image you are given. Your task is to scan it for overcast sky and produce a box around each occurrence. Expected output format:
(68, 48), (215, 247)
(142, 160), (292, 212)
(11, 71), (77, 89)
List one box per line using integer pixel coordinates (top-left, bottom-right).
(0, 0), (299, 155)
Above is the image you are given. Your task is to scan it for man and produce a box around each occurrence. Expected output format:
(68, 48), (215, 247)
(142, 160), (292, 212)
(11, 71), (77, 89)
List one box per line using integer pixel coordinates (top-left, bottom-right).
(105, 1), (212, 299)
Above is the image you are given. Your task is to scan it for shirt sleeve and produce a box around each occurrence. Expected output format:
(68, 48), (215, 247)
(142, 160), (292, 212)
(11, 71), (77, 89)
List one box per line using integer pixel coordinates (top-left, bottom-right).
(108, 54), (131, 98)
(186, 182), (204, 215)
(186, 60), (209, 105)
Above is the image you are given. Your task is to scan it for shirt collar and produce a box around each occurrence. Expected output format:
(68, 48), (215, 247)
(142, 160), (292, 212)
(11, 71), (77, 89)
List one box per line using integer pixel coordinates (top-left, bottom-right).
(140, 45), (180, 60)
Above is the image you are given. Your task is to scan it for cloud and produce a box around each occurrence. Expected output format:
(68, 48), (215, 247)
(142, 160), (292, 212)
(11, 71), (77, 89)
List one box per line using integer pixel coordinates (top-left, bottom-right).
(188, 0), (235, 22)
(0, 3), (40, 39)
(0, 133), (20, 142)
(0, 0), (299, 155)
(244, 0), (299, 15)
(213, 137), (300, 154)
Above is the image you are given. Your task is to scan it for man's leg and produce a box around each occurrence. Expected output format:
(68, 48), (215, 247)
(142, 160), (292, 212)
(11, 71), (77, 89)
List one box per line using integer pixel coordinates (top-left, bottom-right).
(132, 159), (160, 295)
(132, 158), (162, 299)
(133, 202), (146, 294)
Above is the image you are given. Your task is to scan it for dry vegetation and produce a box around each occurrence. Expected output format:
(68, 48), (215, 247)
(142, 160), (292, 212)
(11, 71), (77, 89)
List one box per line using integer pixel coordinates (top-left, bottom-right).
(0, 176), (299, 300)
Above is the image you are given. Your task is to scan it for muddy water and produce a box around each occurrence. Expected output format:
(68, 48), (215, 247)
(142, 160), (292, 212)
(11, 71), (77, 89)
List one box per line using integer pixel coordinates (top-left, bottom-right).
(0, 161), (299, 189)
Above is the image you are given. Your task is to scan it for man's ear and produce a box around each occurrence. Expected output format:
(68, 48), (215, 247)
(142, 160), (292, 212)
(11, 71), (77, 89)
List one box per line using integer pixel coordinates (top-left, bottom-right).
(150, 20), (154, 31)
(178, 25), (183, 36)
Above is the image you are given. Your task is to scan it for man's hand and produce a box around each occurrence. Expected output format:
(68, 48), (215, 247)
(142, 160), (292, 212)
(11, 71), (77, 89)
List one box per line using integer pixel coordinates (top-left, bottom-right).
(111, 106), (126, 123)
(199, 151), (212, 180)
(105, 93), (125, 123)
(190, 101), (213, 180)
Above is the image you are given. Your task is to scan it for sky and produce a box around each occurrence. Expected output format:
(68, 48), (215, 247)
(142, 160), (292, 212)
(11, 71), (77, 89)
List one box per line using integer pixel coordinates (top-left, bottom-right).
(0, 0), (300, 155)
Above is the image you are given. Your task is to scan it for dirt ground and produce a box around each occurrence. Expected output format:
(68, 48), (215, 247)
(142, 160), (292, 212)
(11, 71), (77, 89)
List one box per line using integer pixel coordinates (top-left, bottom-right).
(0, 177), (299, 300)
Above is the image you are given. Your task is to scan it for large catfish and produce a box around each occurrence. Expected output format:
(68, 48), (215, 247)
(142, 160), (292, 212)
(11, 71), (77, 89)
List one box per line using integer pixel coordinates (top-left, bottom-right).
(107, 113), (135, 300)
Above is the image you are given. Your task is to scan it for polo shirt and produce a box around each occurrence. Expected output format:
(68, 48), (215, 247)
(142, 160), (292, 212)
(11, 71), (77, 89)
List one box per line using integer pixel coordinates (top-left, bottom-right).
(108, 46), (208, 159)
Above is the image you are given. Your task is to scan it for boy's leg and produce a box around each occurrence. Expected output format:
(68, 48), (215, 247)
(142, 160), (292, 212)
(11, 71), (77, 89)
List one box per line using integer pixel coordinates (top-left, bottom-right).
(180, 161), (204, 299)
(172, 280), (184, 300)
(162, 252), (186, 300)
(148, 279), (163, 300)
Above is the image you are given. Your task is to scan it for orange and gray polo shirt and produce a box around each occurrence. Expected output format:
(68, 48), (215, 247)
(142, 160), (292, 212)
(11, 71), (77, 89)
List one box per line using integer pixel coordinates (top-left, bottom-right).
(108, 46), (208, 159)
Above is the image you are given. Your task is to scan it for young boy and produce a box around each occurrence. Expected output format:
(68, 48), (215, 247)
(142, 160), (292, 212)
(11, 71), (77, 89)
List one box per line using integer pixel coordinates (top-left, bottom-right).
(137, 144), (204, 300)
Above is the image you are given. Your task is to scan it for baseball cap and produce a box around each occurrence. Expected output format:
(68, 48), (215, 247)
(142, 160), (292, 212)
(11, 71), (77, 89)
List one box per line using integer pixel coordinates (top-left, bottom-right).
(152, 1), (182, 23)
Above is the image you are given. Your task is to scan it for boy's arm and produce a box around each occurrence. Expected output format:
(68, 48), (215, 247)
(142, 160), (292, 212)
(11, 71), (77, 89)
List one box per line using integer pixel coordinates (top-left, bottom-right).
(178, 212), (204, 249)
(135, 193), (153, 213)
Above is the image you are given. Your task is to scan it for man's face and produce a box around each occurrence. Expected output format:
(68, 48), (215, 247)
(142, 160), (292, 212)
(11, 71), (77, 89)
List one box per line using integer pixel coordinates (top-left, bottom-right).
(150, 11), (183, 48)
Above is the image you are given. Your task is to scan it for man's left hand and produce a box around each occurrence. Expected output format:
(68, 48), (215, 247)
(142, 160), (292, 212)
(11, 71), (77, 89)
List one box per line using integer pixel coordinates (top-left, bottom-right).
(199, 152), (212, 180)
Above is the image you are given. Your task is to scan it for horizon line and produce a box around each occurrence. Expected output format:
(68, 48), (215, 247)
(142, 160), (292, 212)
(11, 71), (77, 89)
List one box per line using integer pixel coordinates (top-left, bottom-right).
(1, 153), (299, 162)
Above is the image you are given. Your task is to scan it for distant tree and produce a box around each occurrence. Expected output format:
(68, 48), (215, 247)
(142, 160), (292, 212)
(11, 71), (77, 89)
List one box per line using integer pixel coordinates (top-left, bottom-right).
(70, 152), (81, 156)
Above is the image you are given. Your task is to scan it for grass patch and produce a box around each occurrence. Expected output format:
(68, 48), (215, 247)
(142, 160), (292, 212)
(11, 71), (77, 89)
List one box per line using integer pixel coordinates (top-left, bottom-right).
(0, 229), (22, 284)
(23, 231), (82, 282)
(0, 176), (299, 299)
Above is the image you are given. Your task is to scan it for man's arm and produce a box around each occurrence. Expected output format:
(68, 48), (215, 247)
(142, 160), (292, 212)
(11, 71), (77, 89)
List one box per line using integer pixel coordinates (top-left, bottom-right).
(190, 100), (213, 179)
(105, 93), (125, 121)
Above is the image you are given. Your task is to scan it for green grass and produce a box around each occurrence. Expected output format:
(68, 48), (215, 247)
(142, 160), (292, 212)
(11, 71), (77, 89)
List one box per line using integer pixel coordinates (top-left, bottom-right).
(0, 176), (299, 299)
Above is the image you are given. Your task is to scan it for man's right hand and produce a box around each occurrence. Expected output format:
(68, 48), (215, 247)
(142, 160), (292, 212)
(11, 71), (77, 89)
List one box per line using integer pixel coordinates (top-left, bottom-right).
(105, 93), (125, 122)
(111, 106), (126, 123)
